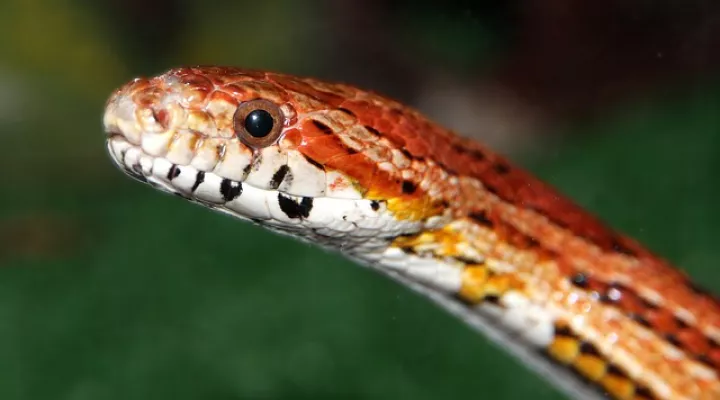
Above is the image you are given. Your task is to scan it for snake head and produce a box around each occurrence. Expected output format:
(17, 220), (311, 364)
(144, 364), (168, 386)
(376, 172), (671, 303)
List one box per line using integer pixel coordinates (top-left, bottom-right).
(104, 66), (445, 244)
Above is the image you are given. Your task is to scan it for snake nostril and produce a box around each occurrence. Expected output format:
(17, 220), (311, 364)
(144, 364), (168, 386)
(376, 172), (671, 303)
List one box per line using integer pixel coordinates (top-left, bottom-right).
(152, 107), (170, 129)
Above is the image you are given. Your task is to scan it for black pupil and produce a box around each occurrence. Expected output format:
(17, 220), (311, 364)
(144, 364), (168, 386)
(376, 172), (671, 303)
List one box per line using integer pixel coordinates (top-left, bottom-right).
(244, 109), (274, 137)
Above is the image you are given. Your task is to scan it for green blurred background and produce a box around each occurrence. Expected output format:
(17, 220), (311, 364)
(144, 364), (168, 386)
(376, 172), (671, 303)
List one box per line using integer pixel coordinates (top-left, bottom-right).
(1, 1), (720, 399)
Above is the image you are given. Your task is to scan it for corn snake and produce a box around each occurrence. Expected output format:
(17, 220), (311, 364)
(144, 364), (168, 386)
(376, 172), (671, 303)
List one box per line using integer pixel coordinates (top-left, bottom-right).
(103, 66), (720, 400)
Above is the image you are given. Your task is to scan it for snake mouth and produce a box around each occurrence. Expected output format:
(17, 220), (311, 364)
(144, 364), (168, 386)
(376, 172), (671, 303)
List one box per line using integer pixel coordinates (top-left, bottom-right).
(105, 135), (417, 243)
(106, 135), (150, 184)
(106, 134), (288, 221)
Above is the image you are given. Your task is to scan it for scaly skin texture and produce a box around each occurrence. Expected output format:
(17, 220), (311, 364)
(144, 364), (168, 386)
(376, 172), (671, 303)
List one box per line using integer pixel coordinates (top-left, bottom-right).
(104, 66), (720, 400)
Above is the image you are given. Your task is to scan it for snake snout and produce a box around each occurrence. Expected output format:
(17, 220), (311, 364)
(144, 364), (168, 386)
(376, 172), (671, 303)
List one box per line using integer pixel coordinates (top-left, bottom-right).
(103, 91), (140, 143)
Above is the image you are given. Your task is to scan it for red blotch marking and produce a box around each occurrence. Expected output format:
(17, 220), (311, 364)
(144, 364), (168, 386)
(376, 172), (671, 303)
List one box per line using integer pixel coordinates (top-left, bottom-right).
(646, 309), (680, 335)
(677, 330), (710, 356)
(709, 347), (720, 368)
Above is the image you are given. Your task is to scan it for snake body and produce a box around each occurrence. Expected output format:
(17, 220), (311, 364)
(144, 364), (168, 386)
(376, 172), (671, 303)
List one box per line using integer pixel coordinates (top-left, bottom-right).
(103, 66), (720, 400)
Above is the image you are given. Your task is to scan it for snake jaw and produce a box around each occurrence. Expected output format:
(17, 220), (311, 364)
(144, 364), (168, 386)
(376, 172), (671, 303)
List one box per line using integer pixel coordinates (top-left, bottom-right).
(105, 133), (426, 255)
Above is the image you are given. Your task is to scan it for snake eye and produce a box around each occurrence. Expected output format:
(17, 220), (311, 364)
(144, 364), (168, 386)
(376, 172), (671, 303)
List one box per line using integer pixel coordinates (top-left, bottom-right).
(244, 109), (274, 137)
(233, 99), (283, 148)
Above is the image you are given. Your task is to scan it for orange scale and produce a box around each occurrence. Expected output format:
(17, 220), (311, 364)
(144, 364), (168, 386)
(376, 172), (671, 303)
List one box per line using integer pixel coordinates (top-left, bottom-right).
(467, 160), (492, 177)
(645, 309), (680, 335)
(134, 88), (166, 108)
(695, 296), (720, 317)
(585, 278), (609, 297)
(207, 89), (237, 105)
(178, 73), (214, 90)
(297, 135), (351, 165)
(298, 119), (336, 139)
(280, 128), (302, 146)
(708, 346), (720, 366)
(327, 153), (380, 193)
(338, 101), (370, 121)
(222, 83), (255, 97)
(399, 123), (420, 143)
(676, 329), (710, 355)
(403, 140), (430, 159)
(616, 291), (648, 316)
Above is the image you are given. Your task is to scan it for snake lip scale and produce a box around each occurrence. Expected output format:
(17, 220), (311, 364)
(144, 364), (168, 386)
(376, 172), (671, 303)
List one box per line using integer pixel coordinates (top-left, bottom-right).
(104, 66), (720, 400)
